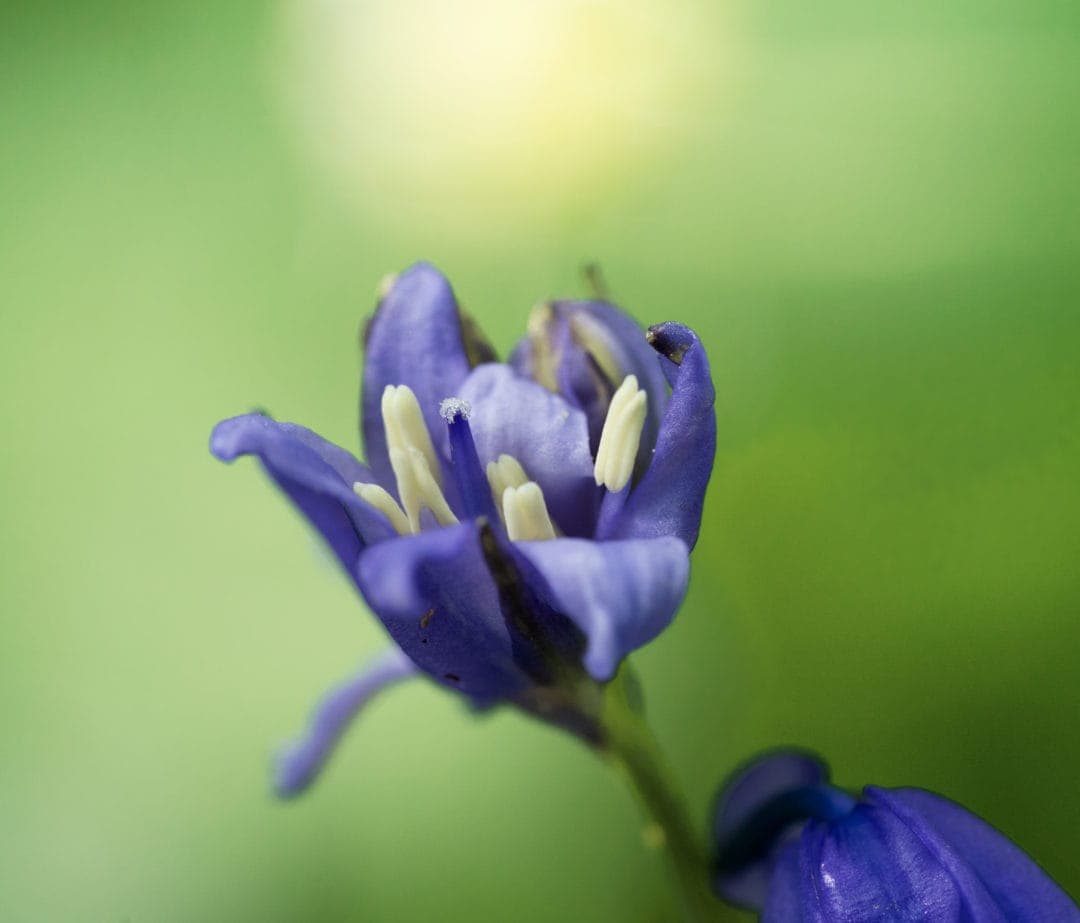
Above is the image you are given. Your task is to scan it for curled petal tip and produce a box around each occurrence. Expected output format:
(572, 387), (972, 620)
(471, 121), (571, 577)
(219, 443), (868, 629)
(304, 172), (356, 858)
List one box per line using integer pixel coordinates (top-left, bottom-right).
(272, 745), (313, 800)
(646, 322), (699, 365)
(208, 417), (240, 461)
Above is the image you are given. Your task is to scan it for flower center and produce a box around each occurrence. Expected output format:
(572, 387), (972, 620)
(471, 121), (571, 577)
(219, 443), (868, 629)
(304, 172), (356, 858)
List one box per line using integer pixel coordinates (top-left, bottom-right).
(354, 384), (561, 542)
(354, 374), (645, 539)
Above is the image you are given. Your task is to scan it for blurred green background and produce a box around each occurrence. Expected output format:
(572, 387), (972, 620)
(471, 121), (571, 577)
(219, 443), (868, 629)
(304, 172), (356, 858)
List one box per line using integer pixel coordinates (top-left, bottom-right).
(2, 1), (1078, 919)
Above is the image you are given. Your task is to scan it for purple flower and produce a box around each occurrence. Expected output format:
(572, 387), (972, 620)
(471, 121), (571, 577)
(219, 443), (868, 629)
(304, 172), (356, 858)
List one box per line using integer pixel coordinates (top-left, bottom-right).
(210, 263), (716, 796)
(712, 750), (1079, 922)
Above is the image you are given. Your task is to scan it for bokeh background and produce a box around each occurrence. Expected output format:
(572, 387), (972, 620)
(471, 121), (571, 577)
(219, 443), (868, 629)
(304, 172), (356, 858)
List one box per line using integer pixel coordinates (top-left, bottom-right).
(3, 1), (1078, 919)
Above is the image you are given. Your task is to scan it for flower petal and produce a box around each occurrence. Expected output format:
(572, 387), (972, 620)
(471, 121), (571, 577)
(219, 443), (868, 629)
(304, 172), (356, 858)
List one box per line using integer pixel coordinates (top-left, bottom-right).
(274, 647), (417, 798)
(760, 834), (816, 923)
(458, 363), (599, 537)
(880, 788), (1080, 922)
(210, 414), (396, 574)
(514, 536), (689, 681)
(355, 522), (530, 702)
(803, 801), (972, 923)
(511, 300), (670, 470)
(602, 322), (716, 549)
(361, 263), (476, 490)
(712, 750), (833, 910)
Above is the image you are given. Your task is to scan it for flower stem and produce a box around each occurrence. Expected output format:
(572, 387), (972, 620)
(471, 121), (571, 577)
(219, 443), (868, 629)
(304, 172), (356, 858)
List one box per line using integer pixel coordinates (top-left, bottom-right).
(599, 672), (738, 923)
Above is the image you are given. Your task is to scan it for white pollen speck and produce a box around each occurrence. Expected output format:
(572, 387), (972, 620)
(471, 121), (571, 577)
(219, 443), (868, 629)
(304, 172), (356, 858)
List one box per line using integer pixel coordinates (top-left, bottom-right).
(439, 397), (471, 421)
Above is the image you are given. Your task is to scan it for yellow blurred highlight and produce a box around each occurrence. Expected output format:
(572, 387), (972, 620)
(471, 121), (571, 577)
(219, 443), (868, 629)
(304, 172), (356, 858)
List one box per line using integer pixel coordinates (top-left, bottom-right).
(275, 0), (734, 231)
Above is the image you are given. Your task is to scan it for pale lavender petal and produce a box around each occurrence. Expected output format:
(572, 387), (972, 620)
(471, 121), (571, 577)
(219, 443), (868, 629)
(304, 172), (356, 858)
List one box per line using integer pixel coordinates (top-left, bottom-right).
(274, 647), (417, 798)
(458, 363), (599, 537)
(515, 536), (689, 680)
(210, 414), (396, 575)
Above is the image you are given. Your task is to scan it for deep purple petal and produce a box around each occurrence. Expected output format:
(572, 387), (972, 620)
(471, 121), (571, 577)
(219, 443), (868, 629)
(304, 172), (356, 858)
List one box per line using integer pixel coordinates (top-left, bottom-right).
(458, 364), (599, 537)
(804, 801), (972, 923)
(274, 647), (417, 798)
(761, 835), (818, 923)
(726, 760), (1080, 922)
(210, 415), (396, 575)
(880, 789), (1080, 922)
(713, 750), (834, 910)
(513, 536), (689, 681)
(355, 522), (530, 702)
(361, 263), (474, 490)
(602, 322), (716, 549)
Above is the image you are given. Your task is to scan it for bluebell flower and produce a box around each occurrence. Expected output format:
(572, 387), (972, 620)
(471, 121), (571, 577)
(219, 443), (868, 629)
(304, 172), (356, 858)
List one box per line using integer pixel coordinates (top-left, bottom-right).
(711, 750), (1079, 922)
(210, 263), (716, 796)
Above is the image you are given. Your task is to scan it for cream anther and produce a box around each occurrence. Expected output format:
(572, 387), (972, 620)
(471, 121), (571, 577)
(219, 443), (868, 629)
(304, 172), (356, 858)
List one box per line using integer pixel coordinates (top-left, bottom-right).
(406, 448), (458, 528)
(593, 374), (647, 492)
(353, 482), (410, 536)
(382, 385), (441, 485)
(568, 313), (621, 386)
(525, 302), (559, 391)
(354, 383), (458, 534)
(502, 482), (557, 542)
(486, 454), (530, 510)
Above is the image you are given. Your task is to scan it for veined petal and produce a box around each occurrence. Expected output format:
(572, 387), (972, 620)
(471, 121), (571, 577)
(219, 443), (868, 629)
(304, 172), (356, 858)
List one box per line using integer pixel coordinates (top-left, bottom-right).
(355, 522), (530, 702)
(880, 789), (1080, 922)
(805, 800), (976, 922)
(274, 647), (417, 798)
(714, 752), (1079, 922)
(361, 263), (477, 490)
(514, 536), (690, 681)
(210, 414), (397, 574)
(458, 363), (599, 537)
(603, 322), (716, 549)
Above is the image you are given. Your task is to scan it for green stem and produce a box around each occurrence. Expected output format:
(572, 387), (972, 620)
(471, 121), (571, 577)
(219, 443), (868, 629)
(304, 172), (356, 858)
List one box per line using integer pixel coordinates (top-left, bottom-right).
(600, 677), (738, 923)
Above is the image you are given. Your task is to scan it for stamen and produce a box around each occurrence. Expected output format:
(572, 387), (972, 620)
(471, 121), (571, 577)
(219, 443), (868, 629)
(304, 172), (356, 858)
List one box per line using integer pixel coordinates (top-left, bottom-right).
(486, 454), (530, 510)
(367, 383), (457, 533)
(502, 482), (557, 542)
(407, 448), (458, 528)
(353, 482), (410, 536)
(569, 313), (621, 386)
(526, 302), (559, 390)
(387, 446), (456, 533)
(381, 385), (441, 487)
(594, 374), (647, 492)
